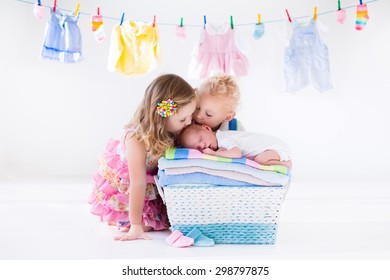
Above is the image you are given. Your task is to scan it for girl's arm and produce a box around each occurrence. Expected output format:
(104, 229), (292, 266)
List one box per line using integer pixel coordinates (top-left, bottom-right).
(115, 134), (151, 241)
(203, 146), (242, 158)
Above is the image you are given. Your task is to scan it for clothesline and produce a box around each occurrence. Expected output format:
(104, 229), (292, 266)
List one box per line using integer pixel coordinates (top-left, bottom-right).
(17, 0), (379, 27)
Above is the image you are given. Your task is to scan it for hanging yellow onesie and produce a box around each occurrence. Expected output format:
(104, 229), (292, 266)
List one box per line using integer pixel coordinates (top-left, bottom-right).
(107, 21), (160, 75)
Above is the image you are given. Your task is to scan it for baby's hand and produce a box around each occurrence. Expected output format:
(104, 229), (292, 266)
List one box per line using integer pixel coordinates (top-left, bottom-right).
(114, 224), (151, 241)
(202, 148), (216, 155)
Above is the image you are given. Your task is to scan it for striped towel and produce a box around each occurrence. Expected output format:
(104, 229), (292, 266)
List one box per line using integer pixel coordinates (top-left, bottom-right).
(165, 148), (289, 175)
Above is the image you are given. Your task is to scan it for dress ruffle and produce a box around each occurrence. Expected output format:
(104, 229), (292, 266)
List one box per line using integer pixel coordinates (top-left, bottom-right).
(88, 138), (169, 230)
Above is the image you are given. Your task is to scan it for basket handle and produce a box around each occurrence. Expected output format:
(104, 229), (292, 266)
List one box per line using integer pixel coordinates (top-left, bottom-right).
(154, 175), (166, 204)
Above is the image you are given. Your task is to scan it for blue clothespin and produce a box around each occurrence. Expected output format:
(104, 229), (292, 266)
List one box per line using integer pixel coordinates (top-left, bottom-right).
(203, 15), (207, 29)
(120, 12), (125, 25)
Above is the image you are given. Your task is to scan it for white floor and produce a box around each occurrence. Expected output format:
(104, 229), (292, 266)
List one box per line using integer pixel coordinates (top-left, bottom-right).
(1, 179), (389, 260)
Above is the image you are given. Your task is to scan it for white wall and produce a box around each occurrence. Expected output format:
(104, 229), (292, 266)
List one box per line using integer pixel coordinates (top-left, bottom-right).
(1, 0), (389, 182)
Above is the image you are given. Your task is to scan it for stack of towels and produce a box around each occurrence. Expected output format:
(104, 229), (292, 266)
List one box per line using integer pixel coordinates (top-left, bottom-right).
(156, 148), (291, 245)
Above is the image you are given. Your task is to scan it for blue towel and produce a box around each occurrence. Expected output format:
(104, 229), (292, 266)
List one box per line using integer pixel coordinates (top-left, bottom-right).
(158, 170), (263, 186)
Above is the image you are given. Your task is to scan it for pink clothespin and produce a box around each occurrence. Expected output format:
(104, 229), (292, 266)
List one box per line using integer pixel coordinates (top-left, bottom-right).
(153, 15), (156, 27)
(285, 9), (292, 22)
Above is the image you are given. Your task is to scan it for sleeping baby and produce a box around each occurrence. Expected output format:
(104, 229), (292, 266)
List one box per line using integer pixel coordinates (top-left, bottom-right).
(178, 123), (292, 168)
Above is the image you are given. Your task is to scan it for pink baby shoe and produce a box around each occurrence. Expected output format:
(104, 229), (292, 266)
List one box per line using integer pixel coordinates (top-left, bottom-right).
(165, 230), (194, 248)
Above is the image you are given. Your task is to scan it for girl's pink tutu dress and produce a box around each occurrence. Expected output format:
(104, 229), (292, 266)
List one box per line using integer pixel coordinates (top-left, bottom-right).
(89, 130), (169, 230)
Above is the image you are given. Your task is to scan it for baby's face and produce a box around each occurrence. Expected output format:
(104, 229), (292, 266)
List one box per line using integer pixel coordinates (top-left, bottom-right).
(181, 125), (218, 151)
(193, 93), (232, 131)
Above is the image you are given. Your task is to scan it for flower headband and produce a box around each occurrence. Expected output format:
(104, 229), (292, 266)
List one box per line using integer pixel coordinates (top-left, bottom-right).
(156, 99), (177, 118)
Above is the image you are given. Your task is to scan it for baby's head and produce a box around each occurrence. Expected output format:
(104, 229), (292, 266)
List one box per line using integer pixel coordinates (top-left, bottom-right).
(178, 123), (218, 151)
(193, 73), (240, 131)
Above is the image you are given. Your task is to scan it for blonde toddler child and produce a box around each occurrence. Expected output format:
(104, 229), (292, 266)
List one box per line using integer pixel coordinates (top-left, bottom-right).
(89, 74), (196, 241)
(194, 73), (245, 131)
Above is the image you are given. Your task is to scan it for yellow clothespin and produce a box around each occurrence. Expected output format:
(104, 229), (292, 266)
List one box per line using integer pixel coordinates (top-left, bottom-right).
(74, 3), (80, 16)
(257, 13), (261, 25)
(313, 6), (317, 21)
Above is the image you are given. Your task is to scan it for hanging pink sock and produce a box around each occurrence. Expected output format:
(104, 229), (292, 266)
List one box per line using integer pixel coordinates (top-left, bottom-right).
(175, 26), (186, 40)
(91, 10), (105, 42)
(33, 2), (45, 20)
(356, 4), (369, 30)
(175, 18), (186, 40)
(336, 9), (347, 24)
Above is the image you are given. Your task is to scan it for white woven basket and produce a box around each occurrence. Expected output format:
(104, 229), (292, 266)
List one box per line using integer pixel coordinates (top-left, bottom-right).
(156, 180), (288, 244)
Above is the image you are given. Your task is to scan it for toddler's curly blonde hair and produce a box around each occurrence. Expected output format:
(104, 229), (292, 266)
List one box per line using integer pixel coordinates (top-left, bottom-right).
(197, 73), (241, 111)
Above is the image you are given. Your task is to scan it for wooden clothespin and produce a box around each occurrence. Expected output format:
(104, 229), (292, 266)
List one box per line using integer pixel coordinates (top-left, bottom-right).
(153, 15), (156, 27)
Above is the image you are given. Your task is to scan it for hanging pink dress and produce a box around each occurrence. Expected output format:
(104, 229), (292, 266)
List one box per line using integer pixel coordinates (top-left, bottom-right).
(189, 22), (249, 79)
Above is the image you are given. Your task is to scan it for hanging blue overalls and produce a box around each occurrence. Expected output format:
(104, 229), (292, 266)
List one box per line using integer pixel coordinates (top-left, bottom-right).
(284, 18), (332, 93)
